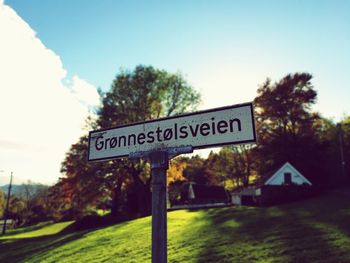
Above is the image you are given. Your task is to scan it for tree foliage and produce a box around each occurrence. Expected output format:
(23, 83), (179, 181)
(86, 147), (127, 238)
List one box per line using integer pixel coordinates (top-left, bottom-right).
(98, 66), (200, 128)
(58, 65), (201, 220)
(0, 191), (4, 218)
(255, 73), (316, 135)
(181, 155), (207, 184)
(2, 183), (51, 226)
(202, 145), (253, 189)
(167, 158), (187, 186)
(43, 69), (350, 224)
(253, 73), (325, 184)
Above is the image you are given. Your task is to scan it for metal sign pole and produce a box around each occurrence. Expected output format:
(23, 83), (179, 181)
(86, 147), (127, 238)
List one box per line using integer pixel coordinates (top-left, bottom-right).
(150, 151), (168, 263)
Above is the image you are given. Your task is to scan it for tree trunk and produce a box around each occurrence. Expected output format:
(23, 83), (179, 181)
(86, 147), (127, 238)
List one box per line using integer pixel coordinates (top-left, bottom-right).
(111, 182), (122, 218)
(131, 173), (151, 217)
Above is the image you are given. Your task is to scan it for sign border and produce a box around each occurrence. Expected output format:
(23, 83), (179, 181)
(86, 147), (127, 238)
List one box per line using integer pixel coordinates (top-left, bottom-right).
(88, 102), (256, 162)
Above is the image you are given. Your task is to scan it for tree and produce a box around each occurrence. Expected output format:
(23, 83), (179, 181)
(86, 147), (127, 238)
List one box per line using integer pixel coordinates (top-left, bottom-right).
(228, 144), (254, 187)
(168, 155), (206, 206)
(98, 65), (200, 217)
(7, 196), (26, 226)
(202, 145), (254, 190)
(182, 155), (207, 184)
(339, 117), (350, 182)
(254, 73), (316, 139)
(98, 66), (200, 128)
(60, 136), (110, 217)
(0, 191), (4, 218)
(321, 117), (350, 186)
(204, 150), (233, 187)
(166, 158), (187, 206)
(60, 65), (201, 219)
(253, 73), (326, 185)
(167, 157), (187, 186)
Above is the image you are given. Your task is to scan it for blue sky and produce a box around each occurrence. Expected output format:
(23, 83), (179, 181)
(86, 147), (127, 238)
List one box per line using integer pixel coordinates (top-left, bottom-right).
(1, 0), (350, 184)
(6, 0), (350, 111)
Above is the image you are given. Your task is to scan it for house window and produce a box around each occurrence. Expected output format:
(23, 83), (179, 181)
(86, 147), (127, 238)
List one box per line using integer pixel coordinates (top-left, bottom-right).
(284, 173), (292, 185)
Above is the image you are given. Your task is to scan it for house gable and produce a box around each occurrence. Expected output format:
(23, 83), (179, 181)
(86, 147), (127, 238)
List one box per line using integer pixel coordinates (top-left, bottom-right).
(264, 162), (312, 186)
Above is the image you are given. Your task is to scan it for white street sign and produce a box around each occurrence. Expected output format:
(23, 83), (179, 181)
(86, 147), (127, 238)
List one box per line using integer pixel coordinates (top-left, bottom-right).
(88, 102), (256, 161)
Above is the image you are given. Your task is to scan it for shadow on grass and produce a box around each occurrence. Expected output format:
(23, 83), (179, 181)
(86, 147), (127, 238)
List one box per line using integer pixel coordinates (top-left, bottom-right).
(0, 213), (154, 263)
(0, 214), (124, 263)
(0, 221), (107, 263)
(195, 193), (350, 263)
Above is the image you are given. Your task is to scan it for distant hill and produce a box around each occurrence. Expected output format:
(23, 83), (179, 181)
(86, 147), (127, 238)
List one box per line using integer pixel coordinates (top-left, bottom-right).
(0, 184), (49, 197)
(0, 175), (17, 186)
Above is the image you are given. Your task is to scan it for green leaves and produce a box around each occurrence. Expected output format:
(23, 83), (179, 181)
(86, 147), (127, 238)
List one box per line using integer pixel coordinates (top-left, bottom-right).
(98, 65), (201, 128)
(59, 65), (201, 219)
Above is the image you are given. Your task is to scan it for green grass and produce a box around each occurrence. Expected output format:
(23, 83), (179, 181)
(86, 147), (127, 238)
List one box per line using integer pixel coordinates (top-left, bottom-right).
(1, 191), (350, 262)
(96, 209), (110, 216)
(2, 221), (73, 239)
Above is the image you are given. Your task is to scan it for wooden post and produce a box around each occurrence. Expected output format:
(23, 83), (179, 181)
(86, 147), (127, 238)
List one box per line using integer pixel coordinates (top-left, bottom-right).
(2, 172), (13, 235)
(129, 146), (193, 263)
(150, 151), (168, 263)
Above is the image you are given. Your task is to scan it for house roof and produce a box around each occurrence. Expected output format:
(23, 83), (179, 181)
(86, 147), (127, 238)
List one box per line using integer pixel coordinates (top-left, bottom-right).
(189, 184), (228, 200)
(263, 162), (312, 185)
(261, 167), (281, 184)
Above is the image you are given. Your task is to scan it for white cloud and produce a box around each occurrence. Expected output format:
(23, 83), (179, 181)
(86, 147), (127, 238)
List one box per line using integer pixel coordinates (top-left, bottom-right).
(68, 75), (101, 111)
(0, 3), (100, 185)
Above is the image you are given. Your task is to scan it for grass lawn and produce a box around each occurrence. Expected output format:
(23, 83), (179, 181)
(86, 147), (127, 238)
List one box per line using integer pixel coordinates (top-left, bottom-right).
(1, 191), (350, 262)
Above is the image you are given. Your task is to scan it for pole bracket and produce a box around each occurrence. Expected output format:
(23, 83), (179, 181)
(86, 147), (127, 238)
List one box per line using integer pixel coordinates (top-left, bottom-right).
(129, 145), (193, 163)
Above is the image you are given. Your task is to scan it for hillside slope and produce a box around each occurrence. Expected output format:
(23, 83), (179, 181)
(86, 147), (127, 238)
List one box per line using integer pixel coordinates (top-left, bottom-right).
(0, 191), (350, 263)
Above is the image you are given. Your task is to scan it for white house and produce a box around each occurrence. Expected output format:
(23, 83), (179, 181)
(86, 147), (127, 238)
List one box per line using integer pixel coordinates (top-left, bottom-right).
(264, 162), (312, 186)
(231, 187), (259, 206)
(232, 162), (312, 205)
